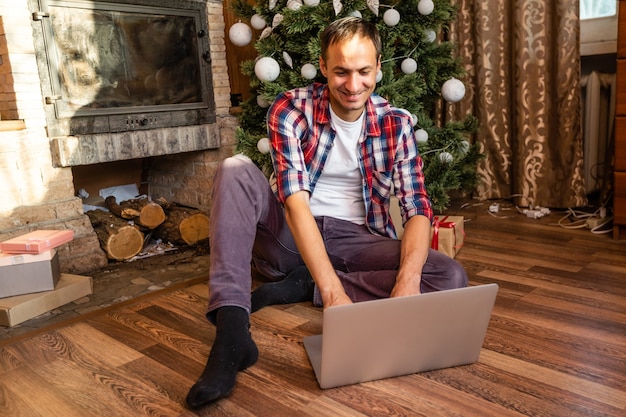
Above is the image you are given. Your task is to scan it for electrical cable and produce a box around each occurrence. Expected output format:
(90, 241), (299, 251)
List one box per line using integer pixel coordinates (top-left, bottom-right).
(466, 195), (614, 235)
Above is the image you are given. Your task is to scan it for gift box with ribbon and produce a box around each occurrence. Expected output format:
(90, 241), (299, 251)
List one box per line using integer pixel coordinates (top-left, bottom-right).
(430, 215), (465, 258)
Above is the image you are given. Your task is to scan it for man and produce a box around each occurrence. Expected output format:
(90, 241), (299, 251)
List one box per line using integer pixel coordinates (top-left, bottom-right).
(186, 17), (467, 408)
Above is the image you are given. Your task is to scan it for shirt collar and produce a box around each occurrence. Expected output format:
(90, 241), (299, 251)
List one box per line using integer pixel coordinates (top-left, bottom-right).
(317, 85), (382, 138)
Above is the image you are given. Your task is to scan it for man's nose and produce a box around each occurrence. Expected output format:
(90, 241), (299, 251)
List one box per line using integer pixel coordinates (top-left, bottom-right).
(345, 73), (360, 93)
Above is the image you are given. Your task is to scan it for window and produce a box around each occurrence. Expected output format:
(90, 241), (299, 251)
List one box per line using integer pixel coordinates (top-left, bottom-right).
(581, 0), (616, 20)
(580, 0), (618, 56)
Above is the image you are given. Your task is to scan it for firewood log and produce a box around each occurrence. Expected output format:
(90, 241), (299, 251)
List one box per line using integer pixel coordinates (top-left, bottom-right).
(104, 196), (140, 219)
(104, 196), (166, 229)
(155, 205), (209, 246)
(86, 210), (145, 261)
(136, 201), (166, 229)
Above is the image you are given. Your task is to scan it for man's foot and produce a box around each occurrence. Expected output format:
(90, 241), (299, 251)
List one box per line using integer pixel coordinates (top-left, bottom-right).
(251, 266), (315, 312)
(185, 306), (258, 408)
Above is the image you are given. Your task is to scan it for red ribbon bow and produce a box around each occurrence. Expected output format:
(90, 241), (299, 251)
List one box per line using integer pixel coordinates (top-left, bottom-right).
(431, 216), (465, 255)
(431, 216), (455, 250)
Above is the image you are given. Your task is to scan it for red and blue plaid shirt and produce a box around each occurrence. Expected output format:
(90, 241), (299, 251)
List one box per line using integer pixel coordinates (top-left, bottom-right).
(267, 83), (433, 238)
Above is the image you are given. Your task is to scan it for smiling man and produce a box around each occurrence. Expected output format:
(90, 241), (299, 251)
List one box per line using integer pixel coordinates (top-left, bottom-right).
(186, 17), (468, 408)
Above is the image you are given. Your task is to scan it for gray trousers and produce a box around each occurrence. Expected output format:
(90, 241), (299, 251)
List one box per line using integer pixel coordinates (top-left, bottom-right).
(206, 155), (468, 323)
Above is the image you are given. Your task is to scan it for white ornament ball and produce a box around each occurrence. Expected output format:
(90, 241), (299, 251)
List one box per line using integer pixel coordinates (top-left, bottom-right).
(376, 69), (383, 83)
(287, 0), (303, 10)
(418, 0), (435, 15)
(303, 0), (319, 6)
(441, 78), (466, 102)
(401, 58), (417, 74)
(301, 63), (317, 80)
(250, 14), (267, 30)
(257, 95), (270, 108)
(349, 10), (362, 18)
(383, 9), (401, 26)
(415, 128), (429, 144)
(424, 29), (437, 43)
(257, 138), (271, 154)
(439, 151), (453, 163)
(255, 57), (280, 82)
(229, 22), (252, 47)
(411, 114), (418, 127)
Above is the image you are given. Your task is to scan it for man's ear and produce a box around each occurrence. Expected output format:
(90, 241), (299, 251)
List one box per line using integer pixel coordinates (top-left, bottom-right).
(319, 56), (327, 77)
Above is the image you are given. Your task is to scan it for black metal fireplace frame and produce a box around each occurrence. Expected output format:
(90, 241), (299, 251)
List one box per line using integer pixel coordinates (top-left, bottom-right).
(29, 0), (215, 137)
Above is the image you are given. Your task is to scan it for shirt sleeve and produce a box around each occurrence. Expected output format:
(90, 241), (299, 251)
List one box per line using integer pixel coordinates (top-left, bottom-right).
(266, 92), (312, 204)
(392, 113), (434, 224)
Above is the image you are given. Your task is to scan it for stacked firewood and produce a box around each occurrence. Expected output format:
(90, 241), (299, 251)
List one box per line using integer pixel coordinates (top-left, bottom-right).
(86, 197), (209, 261)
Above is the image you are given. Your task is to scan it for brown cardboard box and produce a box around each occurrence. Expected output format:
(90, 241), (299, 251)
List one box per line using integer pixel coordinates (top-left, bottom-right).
(0, 274), (93, 327)
(0, 249), (61, 298)
(430, 215), (465, 258)
(0, 229), (74, 254)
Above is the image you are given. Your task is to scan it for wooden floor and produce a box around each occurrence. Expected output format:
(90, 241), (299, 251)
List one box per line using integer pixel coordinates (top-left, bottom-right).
(1, 200), (625, 416)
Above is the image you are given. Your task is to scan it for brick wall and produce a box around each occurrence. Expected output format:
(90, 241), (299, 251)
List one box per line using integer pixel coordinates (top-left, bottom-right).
(0, 0), (237, 273)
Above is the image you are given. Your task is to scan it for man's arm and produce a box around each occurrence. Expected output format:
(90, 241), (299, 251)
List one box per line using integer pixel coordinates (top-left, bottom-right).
(283, 191), (352, 308)
(390, 214), (431, 297)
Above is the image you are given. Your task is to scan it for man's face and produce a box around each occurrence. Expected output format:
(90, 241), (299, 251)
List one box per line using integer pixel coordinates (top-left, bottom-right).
(320, 34), (380, 122)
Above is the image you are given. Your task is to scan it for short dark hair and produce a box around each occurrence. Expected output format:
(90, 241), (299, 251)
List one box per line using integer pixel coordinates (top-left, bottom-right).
(320, 17), (382, 62)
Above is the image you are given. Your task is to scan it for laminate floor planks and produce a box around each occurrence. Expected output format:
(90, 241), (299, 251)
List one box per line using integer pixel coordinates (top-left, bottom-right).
(0, 203), (624, 416)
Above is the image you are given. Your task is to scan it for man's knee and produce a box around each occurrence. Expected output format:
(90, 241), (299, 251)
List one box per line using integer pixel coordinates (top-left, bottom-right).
(422, 250), (468, 292)
(447, 259), (468, 288)
(215, 154), (266, 192)
(218, 155), (255, 180)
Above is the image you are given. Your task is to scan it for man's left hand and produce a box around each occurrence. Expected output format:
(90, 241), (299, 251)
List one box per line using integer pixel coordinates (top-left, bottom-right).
(390, 275), (422, 298)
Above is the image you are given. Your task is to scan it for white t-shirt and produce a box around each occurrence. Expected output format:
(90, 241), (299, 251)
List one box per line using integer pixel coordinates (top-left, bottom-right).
(309, 106), (366, 224)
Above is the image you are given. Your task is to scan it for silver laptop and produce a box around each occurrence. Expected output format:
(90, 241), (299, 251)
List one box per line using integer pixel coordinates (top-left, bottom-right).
(303, 283), (499, 389)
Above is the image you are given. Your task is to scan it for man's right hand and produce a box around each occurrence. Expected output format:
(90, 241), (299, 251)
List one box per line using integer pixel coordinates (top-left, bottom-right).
(321, 285), (353, 309)
(323, 292), (352, 310)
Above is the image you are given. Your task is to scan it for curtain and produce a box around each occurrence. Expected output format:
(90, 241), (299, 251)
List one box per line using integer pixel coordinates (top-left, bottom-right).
(451, 0), (587, 208)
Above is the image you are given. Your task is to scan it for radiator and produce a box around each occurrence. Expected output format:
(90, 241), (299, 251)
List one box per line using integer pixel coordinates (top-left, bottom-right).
(581, 71), (616, 195)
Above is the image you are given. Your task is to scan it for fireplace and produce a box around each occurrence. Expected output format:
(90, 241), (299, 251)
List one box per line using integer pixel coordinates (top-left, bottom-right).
(0, 0), (234, 273)
(29, 0), (222, 167)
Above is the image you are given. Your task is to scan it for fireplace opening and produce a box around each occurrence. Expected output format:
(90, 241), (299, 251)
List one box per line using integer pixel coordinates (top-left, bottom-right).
(72, 159), (148, 207)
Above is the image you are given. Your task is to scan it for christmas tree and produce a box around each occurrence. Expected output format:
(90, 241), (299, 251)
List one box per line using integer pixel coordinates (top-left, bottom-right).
(228, 0), (481, 212)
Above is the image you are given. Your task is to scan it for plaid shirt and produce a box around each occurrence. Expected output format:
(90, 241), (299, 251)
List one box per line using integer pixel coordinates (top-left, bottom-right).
(267, 83), (433, 238)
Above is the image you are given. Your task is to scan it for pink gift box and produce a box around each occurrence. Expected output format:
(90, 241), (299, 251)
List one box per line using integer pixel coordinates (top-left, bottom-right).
(0, 229), (74, 254)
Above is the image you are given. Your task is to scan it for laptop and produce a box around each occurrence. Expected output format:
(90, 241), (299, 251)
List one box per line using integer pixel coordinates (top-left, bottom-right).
(303, 283), (499, 389)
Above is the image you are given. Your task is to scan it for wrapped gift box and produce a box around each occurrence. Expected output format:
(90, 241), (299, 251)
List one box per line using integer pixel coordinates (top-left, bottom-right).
(0, 249), (61, 298)
(0, 274), (92, 327)
(0, 229), (74, 254)
(430, 216), (465, 258)
(388, 199), (465, 258)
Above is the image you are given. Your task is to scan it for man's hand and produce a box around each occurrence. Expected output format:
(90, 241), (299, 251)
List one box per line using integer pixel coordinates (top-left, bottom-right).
(390, 274), (421, 298)
(321, 284), (353, 309)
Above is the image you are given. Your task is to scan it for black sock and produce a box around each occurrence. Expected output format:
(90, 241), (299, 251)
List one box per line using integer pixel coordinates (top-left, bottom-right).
(185, 306), (258, 408)
(250, 266), (315, 313)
